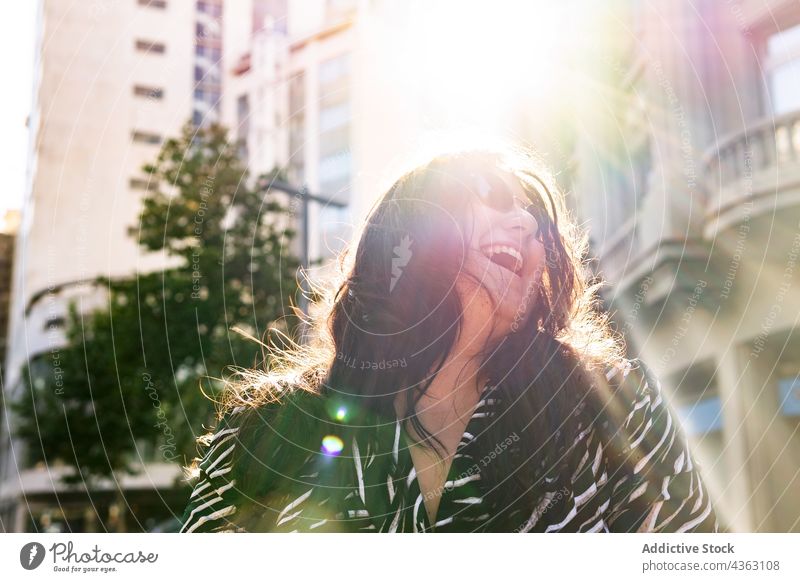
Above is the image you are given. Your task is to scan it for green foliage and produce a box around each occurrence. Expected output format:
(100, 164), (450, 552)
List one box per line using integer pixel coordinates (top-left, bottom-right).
(13, 121), (301, 483)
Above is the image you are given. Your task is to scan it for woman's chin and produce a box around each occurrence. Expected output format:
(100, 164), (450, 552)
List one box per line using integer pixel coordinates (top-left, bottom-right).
(491, 280), (538, 328)
(458, 270), (537, 330)
(491, 279), (528, 309)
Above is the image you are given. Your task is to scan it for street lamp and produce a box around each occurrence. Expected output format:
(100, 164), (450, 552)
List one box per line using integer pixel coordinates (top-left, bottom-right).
(257, 177), (348, 314)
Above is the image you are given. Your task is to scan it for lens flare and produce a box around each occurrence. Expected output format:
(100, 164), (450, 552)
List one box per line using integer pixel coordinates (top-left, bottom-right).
(321, 435), (344, 456)
(335, 406), (347, 421)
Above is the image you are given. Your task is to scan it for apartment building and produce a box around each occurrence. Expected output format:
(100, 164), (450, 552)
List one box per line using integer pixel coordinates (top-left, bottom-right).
(570, 0), (800, 532)
(0, 0), (238, 532)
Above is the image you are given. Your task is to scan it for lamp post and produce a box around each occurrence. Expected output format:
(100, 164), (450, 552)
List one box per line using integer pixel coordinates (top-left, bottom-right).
(257, 178), (348, 315)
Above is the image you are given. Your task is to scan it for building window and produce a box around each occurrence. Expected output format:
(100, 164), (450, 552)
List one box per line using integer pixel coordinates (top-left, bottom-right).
(316, 54), (352, 259)
(197, 1), (222, 18)
(319, 54), (350, 85)
(778, 376), (800, 416)
(130, 178), (157, 191)
(288, 72), (306, 185)
(44, 316), (66, 331)
(194, 89), (220, 108)
(138, 0), (167, 8)
(196, 20), (220, 41)
(236, 94), (250, 160)
(765, 23), (800, 115)
(318, 53), (351, 199)
(195, 45), (222, 62)
(677, 396), (723, 436)
(319, 103), (350, 133)
(135, 39), (166, 54)
(201, 63), (221, 86)
(131, 131), (162, 145)
(319, 150), (351, 187)
(193, 0), (222, 129)
(133, 85), (164, 100)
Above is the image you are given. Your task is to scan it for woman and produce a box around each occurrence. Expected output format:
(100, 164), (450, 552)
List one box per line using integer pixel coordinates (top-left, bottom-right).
(179, 149), (719, 533)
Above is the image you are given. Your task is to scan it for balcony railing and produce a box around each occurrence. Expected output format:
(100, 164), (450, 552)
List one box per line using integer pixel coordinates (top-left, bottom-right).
(703, 109), (800, 234)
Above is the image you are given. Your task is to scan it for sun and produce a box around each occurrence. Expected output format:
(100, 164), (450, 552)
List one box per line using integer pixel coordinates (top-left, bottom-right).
(372, 0), (596, 130)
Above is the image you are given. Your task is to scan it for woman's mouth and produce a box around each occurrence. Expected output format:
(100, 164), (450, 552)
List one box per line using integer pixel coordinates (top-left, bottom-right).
(481, 245), (524, 277)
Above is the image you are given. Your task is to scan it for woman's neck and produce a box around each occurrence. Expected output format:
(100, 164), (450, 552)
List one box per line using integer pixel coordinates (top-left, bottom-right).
(396, 346), (488, 432)
(393, 323), (497, 439)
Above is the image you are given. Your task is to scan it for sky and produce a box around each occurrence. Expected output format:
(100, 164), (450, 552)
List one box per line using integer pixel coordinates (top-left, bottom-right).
(0, 2), (37, 219)
(0, 0), (596, 228)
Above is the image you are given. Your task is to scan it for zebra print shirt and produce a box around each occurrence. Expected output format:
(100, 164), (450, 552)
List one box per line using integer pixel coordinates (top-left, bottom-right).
(179, 358), (719, 533)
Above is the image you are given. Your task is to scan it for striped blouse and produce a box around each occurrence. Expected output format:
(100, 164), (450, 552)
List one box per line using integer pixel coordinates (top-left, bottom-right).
(179, 358), (719, 533)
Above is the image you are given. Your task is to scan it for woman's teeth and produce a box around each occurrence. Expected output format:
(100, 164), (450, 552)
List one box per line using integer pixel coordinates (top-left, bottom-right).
(483, 245), (523, 275)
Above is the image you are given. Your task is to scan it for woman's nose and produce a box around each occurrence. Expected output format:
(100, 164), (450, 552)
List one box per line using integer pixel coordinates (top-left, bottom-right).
(501, 206), (539, 239)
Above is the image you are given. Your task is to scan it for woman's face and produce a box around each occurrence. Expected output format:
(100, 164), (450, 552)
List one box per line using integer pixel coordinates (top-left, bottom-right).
(456, 170), (547, 342)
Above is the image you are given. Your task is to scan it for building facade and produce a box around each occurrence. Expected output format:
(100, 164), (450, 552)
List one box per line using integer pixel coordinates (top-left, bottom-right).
(570, 0), (800, 532)
(0, 0), (241, 532)
(0, 212), (20, 375)
(223, 0), (359, 276)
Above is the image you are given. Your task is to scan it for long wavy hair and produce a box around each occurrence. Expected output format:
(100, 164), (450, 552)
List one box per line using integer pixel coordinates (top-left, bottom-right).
(195, 147), (628, 528)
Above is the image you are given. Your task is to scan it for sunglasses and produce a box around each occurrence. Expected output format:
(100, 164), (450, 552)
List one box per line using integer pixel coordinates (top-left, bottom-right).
(470, 172), (538, 215)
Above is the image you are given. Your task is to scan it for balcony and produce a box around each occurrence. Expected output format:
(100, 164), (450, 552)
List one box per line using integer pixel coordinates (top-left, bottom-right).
(703, 110), (800, 239)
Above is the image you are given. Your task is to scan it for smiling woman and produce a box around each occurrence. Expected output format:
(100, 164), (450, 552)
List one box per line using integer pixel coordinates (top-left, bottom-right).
(179, 148), (719, 533)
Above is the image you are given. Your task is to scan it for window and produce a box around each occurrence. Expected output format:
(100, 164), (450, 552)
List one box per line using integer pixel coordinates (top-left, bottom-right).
(236, 95), (250, 160)
(319, 150), (351, 186)
(131, 131), (162, 145)
(196, 20), (220, 40)
(195, 45), (221, 61)
(197, 1), (222, 17)
(319, 54), (350, 85)
(44, 316), (65, 331)
(193, 0), (222, 128)
(133, 85), (164, 99)
(765, 23), (800, 114)
(237, 94), (250, 133)
(135, 39), (166, 54)
(318, 54), (351, 199)
(319, 103), (350, 133)
(677, 396), (723, 436)
(130, 178), (157, 191)
(778, 376), (800, 416)
(194, 88), (220, 107)
(288, 73), (306, 184)
(205, 63), (221, 85)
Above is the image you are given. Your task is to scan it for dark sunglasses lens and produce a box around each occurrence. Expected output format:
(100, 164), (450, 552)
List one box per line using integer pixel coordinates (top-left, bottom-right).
(474, 174), (514, 211)
(489, 190), (515, 211)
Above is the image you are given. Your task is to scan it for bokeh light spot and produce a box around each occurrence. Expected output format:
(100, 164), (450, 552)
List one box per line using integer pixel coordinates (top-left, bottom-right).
(321, 435), (344, 456)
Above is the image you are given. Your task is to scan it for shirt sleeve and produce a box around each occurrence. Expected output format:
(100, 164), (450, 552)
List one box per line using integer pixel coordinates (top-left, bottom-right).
(601, 358), (719, 533)
(179, 395), (357, 533)
(179, 408), (247, 533)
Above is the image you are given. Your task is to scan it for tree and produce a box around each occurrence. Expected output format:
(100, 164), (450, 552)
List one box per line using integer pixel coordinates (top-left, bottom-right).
(13, 121), (301, 485)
